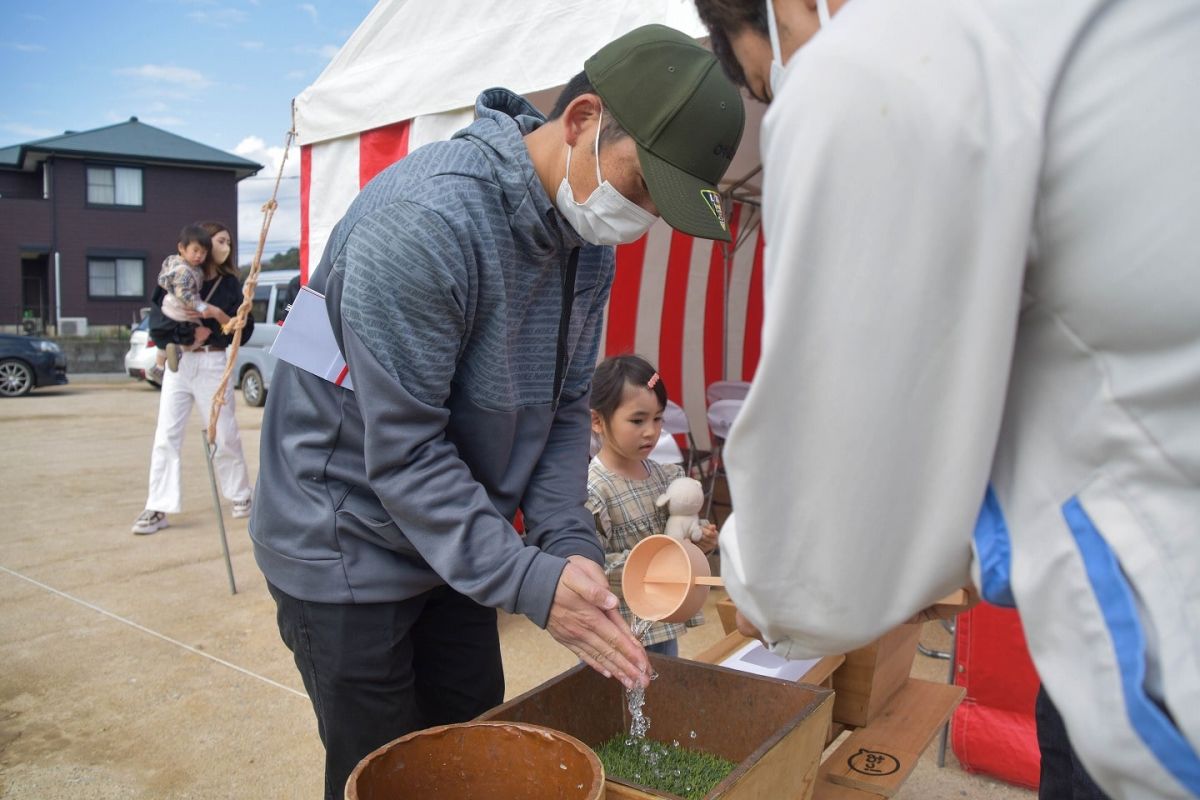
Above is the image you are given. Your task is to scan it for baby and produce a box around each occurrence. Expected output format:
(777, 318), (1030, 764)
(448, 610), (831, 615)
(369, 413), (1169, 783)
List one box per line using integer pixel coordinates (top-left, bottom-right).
(150, 224), (214, 380)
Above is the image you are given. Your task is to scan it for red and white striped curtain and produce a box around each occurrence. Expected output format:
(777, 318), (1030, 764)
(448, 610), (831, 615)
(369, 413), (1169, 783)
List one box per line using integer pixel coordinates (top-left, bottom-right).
(300, 118), (765, 448)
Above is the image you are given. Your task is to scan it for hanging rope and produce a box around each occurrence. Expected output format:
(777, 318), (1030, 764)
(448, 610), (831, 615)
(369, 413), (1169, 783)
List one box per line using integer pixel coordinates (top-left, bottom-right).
(207, 112), (296, 446)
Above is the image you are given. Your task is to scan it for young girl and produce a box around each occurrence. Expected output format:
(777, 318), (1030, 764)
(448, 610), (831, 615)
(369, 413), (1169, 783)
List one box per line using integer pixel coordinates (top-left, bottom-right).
(586, 355), (719, 657)
(148, 224), (222, 382)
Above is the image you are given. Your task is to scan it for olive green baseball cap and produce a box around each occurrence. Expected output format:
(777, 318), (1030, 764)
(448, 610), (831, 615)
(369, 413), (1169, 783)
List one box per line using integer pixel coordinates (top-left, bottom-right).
(586, 24), (746, 242)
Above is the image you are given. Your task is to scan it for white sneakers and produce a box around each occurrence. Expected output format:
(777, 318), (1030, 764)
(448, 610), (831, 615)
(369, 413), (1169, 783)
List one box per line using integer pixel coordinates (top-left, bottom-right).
(132, 509), (169, 535)
(132, 498), (251, 535)
(231, 498), (252, 519)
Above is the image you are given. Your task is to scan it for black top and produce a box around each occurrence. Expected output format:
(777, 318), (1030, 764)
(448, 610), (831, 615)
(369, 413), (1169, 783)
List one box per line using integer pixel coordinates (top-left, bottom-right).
(148, 274), (254, 348)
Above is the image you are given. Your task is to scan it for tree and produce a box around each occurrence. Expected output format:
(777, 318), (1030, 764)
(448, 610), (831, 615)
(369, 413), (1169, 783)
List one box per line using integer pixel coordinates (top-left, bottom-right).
(239, 247), (299, 279)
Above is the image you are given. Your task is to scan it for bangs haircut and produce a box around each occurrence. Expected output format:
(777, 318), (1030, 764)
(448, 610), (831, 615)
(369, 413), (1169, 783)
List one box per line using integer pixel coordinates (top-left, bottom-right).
(197, 220), (238, 278)
(590, 354), (668, 423)
(178, 223), (212, 252)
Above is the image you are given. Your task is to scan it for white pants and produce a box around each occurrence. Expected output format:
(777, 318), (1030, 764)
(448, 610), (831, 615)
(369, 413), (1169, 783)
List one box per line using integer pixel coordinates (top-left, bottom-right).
(145, 350), (252, 513)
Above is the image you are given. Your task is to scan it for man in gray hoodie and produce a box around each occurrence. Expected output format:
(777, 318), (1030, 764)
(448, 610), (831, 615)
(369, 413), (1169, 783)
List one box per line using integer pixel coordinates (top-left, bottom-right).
(250, 25), (745, 797)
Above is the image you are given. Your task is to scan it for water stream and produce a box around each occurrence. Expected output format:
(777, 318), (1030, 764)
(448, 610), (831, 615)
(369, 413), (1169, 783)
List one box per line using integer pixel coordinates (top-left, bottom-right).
(626, 617), (656, 739)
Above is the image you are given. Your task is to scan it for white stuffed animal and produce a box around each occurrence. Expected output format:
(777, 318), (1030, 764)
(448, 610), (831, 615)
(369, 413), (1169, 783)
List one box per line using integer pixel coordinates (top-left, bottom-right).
(655, 477), (705, 543)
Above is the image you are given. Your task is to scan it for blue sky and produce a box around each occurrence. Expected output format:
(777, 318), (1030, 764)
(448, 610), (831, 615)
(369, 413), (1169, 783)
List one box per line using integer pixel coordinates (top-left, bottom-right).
(1, 0), (377, 260)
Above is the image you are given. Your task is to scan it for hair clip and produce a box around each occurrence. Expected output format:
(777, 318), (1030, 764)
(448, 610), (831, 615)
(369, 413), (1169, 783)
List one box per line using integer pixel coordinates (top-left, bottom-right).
(647, 372), (660, 389)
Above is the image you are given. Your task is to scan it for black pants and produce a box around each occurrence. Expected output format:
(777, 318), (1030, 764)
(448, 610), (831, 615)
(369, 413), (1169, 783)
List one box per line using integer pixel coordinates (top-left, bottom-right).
(267, 583), (505, 800)
(1036, 685), (1110, 800)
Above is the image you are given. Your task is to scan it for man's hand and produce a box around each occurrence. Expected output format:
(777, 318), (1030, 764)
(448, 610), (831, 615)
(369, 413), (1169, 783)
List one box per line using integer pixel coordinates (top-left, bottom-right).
(735, 609), (763, 642)
(193, 325), (212, 344)
(546, 556), (650, 690)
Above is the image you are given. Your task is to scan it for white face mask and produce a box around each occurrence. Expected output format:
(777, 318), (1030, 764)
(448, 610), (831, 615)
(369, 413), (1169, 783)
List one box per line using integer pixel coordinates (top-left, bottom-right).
(555, 107), (657, 246)
(766, 0), (830, 99)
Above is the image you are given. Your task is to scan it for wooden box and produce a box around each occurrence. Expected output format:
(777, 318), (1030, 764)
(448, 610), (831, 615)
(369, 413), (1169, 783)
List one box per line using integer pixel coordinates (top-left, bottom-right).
(480, 653), (834, 799)
(830, 623), (921, 728)
(714, 597), (920, 729)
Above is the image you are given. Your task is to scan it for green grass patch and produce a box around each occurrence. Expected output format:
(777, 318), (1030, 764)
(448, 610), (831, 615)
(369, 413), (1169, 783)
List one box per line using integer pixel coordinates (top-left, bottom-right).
(594, 734), (736, 799)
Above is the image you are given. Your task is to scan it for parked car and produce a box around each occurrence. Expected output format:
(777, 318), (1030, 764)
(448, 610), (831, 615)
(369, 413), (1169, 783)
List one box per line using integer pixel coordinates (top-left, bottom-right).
(0, 333), (68, 397)
(234, 269), (300, 407)
(124, 316), (162, 388)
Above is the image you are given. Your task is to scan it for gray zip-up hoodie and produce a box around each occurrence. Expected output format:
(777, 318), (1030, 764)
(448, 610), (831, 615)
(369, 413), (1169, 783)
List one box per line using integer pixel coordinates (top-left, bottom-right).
(250, 89), (615, 628)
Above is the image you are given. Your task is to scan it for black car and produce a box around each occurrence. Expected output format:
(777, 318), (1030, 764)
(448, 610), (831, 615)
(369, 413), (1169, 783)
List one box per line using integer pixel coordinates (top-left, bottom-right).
(0, 333), (69, 397)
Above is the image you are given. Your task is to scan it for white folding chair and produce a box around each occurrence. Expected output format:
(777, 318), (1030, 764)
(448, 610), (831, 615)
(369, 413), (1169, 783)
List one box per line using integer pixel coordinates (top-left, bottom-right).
(705, 380), (750, 405)
(662, 400), (709, 479)
(704, 398), (744, 519)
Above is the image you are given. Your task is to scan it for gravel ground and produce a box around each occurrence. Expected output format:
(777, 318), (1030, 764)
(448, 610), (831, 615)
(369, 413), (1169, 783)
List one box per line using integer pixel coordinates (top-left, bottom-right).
(0, 378), (1034, 799)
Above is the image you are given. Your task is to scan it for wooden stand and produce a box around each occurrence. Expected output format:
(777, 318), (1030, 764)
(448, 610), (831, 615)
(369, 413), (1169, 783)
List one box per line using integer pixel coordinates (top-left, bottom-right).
(703, 598), (965, 800)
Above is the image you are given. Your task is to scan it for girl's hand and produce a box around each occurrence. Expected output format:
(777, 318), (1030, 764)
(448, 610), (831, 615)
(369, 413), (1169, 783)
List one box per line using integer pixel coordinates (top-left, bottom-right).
(695, 521), (719, 554)
(203, 306), (230, 325)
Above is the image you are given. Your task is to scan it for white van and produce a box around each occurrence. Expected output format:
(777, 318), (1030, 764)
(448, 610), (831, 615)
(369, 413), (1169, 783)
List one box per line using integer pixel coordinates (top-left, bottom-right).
(234, 269), (300, 406)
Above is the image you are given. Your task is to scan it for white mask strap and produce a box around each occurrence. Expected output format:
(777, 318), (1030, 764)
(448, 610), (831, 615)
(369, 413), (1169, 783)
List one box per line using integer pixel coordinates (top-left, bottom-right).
(765, 0), (783, 69)
(593, 106), (605, 186)
(817, 0), (831, 27)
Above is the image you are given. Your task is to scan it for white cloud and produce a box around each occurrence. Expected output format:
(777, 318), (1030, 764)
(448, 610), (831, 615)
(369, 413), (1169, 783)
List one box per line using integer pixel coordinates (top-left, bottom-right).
(285, 69), (309, 80)
(291, 43), (339, 61)
(188, 7), (248, 25)
(234, 135), (302, 261)
(240, 40), (264, 50)
(5, 42), (46, 52)
(299, 3), (318, 23)
(1, 122), (56, 139)
(23, 13), (46, 21)
(115, 64), (211, 89)
(142, 116), (185, 126)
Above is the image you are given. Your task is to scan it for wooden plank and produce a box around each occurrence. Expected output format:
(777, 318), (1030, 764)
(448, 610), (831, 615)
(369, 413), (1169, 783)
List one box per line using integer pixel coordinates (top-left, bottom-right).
(692, 631), (844, 688)
(605, 784), (662, 799)
(821, 678), (965, 797)
(812, 777), (879, 800)
(724, 693), (833, 800)
(831, 623), (921, 727)
(716, 596), (738, 634)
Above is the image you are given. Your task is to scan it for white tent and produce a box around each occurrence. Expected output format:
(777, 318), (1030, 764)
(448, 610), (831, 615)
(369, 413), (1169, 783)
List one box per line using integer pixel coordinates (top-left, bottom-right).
(294, 0), (766, 448)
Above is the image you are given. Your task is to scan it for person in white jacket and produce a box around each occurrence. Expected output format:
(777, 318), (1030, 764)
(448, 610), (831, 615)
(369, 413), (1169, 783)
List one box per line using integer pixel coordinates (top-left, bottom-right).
(692, 1), (1200, 798)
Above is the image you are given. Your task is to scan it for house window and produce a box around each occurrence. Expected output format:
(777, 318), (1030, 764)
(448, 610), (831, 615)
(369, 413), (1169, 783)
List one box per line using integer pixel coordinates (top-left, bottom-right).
(88, 257), (145, 298)
(86, 166), (143, 206)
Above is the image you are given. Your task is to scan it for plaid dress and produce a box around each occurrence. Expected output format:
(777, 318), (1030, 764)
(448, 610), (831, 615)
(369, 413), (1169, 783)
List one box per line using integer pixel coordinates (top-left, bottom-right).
(586, 457), (704, 647)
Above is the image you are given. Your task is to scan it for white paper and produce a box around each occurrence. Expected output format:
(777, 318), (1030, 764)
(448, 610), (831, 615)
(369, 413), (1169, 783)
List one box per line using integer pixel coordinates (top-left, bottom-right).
(718, 640), (820, 682)
(269, 285), (354, 391)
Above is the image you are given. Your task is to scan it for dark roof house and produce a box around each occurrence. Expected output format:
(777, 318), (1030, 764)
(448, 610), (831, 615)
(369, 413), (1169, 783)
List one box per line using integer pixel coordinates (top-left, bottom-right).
(0, 117), (262, 332)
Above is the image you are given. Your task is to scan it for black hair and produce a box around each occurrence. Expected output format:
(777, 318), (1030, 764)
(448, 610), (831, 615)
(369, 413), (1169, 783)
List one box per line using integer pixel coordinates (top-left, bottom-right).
(590, 354), (668, 423)
(178, 223), (212, 252)
(196, 220), (237, 277)
(549, 70), (630, 146)
(693, 0), (769, 93)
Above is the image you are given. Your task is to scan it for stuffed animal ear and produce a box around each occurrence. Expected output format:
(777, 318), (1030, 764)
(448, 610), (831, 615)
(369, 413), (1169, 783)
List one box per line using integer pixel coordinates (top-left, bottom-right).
(655, 492), (670, 508)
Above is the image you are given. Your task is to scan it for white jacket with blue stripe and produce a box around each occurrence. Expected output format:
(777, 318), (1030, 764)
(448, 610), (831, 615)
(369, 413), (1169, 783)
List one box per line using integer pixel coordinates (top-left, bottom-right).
(719, 0), (1200, 796)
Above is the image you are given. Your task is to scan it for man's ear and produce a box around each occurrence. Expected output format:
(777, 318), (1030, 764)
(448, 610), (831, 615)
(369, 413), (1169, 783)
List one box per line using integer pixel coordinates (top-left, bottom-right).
(562, 93), (602, 148)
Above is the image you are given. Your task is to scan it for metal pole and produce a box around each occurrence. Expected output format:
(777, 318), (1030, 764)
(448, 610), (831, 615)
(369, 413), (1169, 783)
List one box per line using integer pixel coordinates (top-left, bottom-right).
(202, 432), (238, 595)
(937, 618), (959, 767)
(53, 252), (62, 334)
